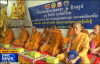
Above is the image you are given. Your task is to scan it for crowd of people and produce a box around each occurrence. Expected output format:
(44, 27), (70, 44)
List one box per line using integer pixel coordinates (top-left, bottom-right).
(0, 22), (100, 64)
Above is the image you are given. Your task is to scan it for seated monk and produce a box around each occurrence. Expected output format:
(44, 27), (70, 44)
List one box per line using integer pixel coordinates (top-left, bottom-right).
(40, 25), (64, 56)
(13, 25), (29, 47)
(81, 25), (89, 36)
(0, 24), (14, 44)
(66, 24), (74, 38)
(54, 25), (69, 44)
(89, 25), (100, 56)
(25, 26), (42, 50)
(42, 26), (49, 42)
(57, 22), (90, 64)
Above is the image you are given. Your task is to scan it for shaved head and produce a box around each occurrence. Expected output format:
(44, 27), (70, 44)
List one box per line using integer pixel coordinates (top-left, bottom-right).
(48, 25), (53, 29)
(21, 25), (25, 27)
(49, 25), (55, 34)
(94, 25), (100, 34)
(81, 25), (85, 32)
(6, 24), (10, 27)
(95, 25), (100, 28)
(81, 25), (85, 28)
(21, 25), (25, 30)
(95, 25), (100, 31)
(73, 22), (81, 28)
(43, 26), (47, 31)
(68, 24), (72, 29)
(6, 24), (10, 30)
(54, 25), (58, 30)
(49, 25), (54, 29)
(33, 26), (36, 29)
(32, 26), (37, 33)
(73, 22), (82, 35)
(43, 26), (47, 28)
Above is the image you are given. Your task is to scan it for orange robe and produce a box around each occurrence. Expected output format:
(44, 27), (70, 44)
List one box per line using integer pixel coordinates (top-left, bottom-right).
(92, 33), (100, 49)
(63, 37), (69, 44)
(0, 29), (14, 44)
(57, 33), (90, 64)
(26, 31), (42, 50)
(13, 29), (29, 46)
(43, 30), (49, 41)
(82, 30), (89, 36)
(57, 29), (69, 44)
(68, 28), (74, 38)
(41, 30), (64, 55)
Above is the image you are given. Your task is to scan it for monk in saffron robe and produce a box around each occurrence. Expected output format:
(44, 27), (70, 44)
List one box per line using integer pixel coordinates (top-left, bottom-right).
(25, 26), (42, 50)
(54, 25), (69, 44)
(57, 22), (90, 64)
(0, 25), (14, 44)
(89, 25), (100, 56)
(13, 25), (29, 47)
(66, 24), (74, 38)
(81, 25), (89, 36)
(40, 25), (64, 56)
(42, 26), (49, 42)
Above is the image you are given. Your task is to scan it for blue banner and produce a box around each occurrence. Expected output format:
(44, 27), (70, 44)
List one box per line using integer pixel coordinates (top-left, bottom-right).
(28, 1), (99, 29)
(0, 53), (18, 62)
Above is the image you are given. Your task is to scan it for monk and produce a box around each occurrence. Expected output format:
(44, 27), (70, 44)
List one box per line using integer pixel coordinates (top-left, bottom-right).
(89, 25), (100, 55)
(66, 24), (74, 38)
(13, 25), (29, 47)
(42, 26), (49, 42)
(0, 24), (14, 44)
(40, 25), (64, 56)
(57, 22), (90, 64)
(54, 25), (69, 44)
(25, 26), (42, 50)
(54, 25), (61, 32)
(81, 25), (89, 36)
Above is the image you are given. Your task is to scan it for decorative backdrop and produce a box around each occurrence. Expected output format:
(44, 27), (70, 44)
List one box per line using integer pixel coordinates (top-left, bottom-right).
(29, 1), (99, 29)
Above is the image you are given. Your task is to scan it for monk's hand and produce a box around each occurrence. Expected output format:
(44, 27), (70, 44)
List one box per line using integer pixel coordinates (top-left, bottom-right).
(20, 43), (22, 46)
(97, 52), (100, 57)
(25, 43), (27, 48)
(69, 59), (76, 64)
(52, 51), (55, 56)
(67, 60), (72, 64)
(91, 49), (97, 54)
(33, 47), (35, 50)
(41, 46), (44, 52)
(65, 58), (69, 64)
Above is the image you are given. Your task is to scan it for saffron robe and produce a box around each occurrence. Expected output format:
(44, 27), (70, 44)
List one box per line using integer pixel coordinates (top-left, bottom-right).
(26, 31), (42, 50)
(13, 29), (29, 46)
(57, 33), (90, 64)
(40, 30), (64, 55)
(0, 29), (14, 44)
(82, 30), (89, 36)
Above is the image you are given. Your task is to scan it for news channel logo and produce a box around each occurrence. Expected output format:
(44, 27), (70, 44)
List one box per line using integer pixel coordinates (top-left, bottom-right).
(0, 53), (18, 62)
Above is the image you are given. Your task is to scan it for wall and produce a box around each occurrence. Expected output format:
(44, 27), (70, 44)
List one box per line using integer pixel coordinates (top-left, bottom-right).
(0, 0), (93, 38)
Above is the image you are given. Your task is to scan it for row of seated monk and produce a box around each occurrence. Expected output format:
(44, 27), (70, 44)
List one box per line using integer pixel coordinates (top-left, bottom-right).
(0, 23), (100, 64)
